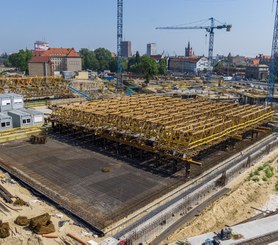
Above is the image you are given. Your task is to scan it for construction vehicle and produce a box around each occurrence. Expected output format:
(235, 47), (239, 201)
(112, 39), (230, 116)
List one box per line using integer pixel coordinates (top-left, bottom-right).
(202, 238), (220, 245)
(220, 227), (232, 240)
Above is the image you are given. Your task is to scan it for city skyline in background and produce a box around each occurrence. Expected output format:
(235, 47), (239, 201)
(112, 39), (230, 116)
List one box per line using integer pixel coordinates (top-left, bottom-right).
(0, 0), (276, 57)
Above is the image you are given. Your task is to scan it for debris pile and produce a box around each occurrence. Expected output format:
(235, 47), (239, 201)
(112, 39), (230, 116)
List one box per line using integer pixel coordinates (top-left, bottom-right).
(14, 216), (29, 226)
(13, 197), (28, 207)
(0, 221), (10, 238)
(29, 213), (55, 235)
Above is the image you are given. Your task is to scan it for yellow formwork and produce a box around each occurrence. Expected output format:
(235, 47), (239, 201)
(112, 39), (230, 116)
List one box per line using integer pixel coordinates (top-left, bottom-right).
(0, 126), (42, 143)
(0, 77), (72, 98)
(50, 95), (273, 161)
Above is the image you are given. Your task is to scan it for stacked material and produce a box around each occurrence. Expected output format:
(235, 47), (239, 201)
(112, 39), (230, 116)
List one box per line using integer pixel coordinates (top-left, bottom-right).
(0, 77), (72, 98)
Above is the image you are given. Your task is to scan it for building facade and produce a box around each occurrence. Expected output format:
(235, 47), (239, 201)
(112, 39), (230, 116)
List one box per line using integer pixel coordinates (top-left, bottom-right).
(28, 48), (82, 77)
(120, 41), (132, 57)
(245, 65), (269, 81)
(168, 57), (208, 75)
(147, 43), (157, 56)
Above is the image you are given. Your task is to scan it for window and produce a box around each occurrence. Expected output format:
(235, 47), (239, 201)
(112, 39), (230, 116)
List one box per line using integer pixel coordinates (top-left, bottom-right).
(23, 119), (27, 124)
(1, 122), (5, 127)
(27, 119), (31, 123)
(6, 122), (10, 126)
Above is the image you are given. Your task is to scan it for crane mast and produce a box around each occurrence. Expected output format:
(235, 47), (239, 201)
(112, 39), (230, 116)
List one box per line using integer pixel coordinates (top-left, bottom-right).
(117, 0), (123, 88)
(208, 18), (215, 79)
(267, 0), (278, 103)
(156, 17), (231, 80)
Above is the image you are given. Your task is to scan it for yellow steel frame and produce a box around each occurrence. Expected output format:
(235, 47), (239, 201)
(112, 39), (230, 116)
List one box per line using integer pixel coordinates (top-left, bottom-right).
(0, 77), (72, 98)
(51, 95), (273, 161)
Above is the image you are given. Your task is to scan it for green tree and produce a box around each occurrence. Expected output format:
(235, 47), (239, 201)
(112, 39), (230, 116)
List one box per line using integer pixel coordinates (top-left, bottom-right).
(109, 57), (127, 73)
(8, 49), (32, 73)
(127, 51), (141, 72)
(135, 51), (140, 64)
(94, 48), (113, 71)
(79, 48), (99, 70)
(139, 56), (158, 75)
(109, 57), (117, 72)
(158, 58), (167, 75)
(213, 61), (224, 74)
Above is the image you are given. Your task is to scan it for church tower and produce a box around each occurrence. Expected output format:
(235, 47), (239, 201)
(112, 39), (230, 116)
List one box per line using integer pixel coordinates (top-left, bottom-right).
(185, 42), (194, 57)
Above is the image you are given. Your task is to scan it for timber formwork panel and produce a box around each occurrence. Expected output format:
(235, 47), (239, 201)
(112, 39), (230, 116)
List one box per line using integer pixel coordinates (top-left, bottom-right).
(0, 77), (72, 98)
(51, 95), (273, 161)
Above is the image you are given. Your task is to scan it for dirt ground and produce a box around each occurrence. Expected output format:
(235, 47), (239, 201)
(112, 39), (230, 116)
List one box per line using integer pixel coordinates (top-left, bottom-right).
(0, 171), (99, 245)
(165, 147), (278, 244)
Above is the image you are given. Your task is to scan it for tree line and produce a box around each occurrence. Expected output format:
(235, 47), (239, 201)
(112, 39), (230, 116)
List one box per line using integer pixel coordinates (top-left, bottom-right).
(3, 48), (168, 78)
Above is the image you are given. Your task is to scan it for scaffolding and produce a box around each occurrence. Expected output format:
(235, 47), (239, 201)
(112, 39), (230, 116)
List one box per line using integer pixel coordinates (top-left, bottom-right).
(50, 95), (273, 162)
(0, 77), (73, 99)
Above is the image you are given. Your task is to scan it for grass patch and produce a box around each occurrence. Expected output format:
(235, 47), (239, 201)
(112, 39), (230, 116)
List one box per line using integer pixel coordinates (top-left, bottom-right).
(275, 182), (278, 191)
(251, 176), (260, 182)
(263, 163), (271, 168)
(262, 176), (268, 182)
(264, 167), (274, 178)
(254, 170), (260, 176)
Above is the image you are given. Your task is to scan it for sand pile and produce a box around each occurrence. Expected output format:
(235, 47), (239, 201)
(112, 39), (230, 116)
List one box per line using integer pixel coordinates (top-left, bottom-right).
(166, 148), (278, 244)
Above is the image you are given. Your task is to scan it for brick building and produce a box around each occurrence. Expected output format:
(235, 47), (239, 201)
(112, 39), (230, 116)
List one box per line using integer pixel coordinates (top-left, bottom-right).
(245, 64), (269, 81)
(28, 48), (82, 76)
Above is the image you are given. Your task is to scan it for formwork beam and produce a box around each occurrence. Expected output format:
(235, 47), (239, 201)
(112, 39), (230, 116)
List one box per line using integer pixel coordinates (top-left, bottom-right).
(50, 95), (273, 162)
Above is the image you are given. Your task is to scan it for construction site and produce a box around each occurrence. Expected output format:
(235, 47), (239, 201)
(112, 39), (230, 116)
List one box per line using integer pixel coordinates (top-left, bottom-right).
(0, 72), (276, 244)
(0, 0), (278, 244)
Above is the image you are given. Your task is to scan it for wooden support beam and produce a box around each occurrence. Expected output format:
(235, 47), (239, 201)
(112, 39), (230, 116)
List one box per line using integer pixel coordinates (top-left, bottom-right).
(230, 134), (243, 141)
(186, 159), (202, 166)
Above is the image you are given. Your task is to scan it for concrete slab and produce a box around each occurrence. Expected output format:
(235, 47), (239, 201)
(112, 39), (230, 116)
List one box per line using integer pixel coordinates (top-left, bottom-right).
(0, 138), (175, 231)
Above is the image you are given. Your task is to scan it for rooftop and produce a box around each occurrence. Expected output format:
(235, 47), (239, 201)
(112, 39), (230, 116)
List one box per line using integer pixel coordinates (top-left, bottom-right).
(32, 48), (80, 58)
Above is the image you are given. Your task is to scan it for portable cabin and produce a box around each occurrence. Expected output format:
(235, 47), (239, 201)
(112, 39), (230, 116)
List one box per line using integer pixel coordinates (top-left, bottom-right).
(8, 109), (33, 127)
(7, 93), (24, 110)
(0, 94), (12, 112)
(8, 108), (44, 128)
(20, 108), (44, 125)
(0, 113), (12, 131)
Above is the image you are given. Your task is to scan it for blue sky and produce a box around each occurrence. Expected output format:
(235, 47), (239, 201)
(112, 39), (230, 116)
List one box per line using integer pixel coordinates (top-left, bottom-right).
(0, 0), (275, 57)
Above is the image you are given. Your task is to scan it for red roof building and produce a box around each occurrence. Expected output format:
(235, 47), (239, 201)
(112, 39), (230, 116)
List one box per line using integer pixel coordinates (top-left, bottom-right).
(29, 48), (82, 77)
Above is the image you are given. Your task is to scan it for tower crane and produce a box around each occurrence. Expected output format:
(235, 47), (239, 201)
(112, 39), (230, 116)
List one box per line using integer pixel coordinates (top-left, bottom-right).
(117, 0), (123, 88)
(267, 0), (278, 104)
(156, 18), (232, 79)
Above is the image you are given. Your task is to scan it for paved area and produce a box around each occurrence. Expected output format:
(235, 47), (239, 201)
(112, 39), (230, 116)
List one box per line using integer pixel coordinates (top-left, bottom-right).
(186, 214), (278, 244)
(0, 138), (174, 230)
